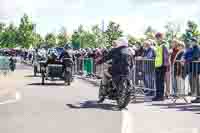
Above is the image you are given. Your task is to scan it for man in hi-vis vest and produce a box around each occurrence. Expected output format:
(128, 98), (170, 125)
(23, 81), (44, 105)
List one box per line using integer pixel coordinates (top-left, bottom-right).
(153, 32), (169, 101)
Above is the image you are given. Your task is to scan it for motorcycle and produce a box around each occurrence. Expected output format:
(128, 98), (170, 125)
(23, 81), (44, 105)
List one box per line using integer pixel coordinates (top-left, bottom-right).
(98, 74), (133, 110)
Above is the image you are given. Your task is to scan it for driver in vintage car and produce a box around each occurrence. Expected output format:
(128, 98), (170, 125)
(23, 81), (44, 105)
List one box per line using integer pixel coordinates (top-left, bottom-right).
(45, 51), (60, 66)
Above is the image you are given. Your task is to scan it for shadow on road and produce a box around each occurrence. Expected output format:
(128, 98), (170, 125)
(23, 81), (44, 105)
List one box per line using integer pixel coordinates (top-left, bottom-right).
(25, 75), (40, 78)
(27, 83), (66, 86)
(151, 103), (188, 107)
(150, 102), (200, 113)
(66, 100), (119, 111)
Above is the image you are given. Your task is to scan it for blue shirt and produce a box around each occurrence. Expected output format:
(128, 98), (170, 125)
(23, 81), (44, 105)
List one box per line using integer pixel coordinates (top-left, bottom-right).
(183, 48), (193, 62)
(143, 48), (155, 59)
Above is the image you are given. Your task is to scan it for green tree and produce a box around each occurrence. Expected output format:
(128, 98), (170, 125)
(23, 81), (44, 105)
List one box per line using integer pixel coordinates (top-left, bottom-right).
(187, 20), (198, 34)
(164, 22), (180, 44)
(73, 25), (85, 48)
(1, 23), (18, 48)
(144, 26), (156, 39)
(182, 20), (200, 44)
(45, 33), (56, 47)
(17, 14), (35, 48)
(71, 31), (80, 49)
(0, 22), (5, 32)
(105, 21), (123, 45)
(91, 25), (107, 48)
(80, 31), (96, 48)
(0, 22), (6, 47)
(128, 35), (138, 46)
(57, 27), (68, 47)
(33, 33), (43, 48)
(71, 25), (96, 48)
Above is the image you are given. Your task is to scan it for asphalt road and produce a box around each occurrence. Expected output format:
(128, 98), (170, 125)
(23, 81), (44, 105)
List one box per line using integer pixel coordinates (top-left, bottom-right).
(1, 63), (200, 133)
(0, 64), (121, 133)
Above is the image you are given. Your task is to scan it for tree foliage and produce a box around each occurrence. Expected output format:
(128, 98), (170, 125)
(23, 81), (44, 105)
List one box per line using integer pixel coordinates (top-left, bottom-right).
(128, 35), (138, 46)
(105, 21), (123, 45)
(71, 31), (80, 49)
(164, 22), (180, 44)
(144, 26), (156, 39)
(33, 33), (44, 48)
(1, 13), (200, 49)
(57, 27), (69, 47)
(17, 14), (35, 48)
(91, 25), (107, 48)
(182, 20), (200, 45)
(45, 33), (56, 47)
(0, 23), (18, 48)
(71, 24), (107, 49)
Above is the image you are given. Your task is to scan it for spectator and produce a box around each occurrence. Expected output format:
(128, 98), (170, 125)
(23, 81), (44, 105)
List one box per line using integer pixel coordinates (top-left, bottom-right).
(135, 43), (144, 57)
(171, 40), (185, 96)
(163, 41), (170, 99)
(143, 40), (156, 97)
(190, 38), (200, 103)
(182, 39), (194, 96)
(153, 32), (169, 101)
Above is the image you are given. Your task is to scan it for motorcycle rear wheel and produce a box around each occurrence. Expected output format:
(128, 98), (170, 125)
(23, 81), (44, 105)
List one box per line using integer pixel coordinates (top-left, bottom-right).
(98, 81), (106, 103)
(116, 80), (131, 109)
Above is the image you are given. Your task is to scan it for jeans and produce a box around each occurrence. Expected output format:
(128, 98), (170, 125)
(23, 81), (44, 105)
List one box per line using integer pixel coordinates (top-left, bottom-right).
(155, 66), (166, 98)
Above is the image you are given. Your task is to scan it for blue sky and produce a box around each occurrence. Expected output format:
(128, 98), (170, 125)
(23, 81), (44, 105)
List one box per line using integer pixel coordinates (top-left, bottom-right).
(0, 0), (200, 37)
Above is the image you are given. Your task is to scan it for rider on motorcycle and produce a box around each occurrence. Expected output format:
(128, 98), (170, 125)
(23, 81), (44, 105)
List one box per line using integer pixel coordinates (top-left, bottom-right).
(96, 37), (133, 101)
(59, 44), (74, 68)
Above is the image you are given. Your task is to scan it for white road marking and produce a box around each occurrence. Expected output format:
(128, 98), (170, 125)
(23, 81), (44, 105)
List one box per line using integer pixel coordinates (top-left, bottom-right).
(0, 91), (21, 105)
(121, 110), (134, 133)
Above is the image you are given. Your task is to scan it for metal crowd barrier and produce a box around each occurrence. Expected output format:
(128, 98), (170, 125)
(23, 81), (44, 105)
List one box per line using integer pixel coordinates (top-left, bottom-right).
(132, 58), (156, 101)
(73, 57), (200, 104)
(132, 58), (200, 104)
(73, 58), (105, 78)
(171, 60), (200, 104)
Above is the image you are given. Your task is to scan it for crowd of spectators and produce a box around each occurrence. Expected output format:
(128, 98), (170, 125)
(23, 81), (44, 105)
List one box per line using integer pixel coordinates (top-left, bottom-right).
(21, 33), (200, 103)
(71, 33), (200, 103)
